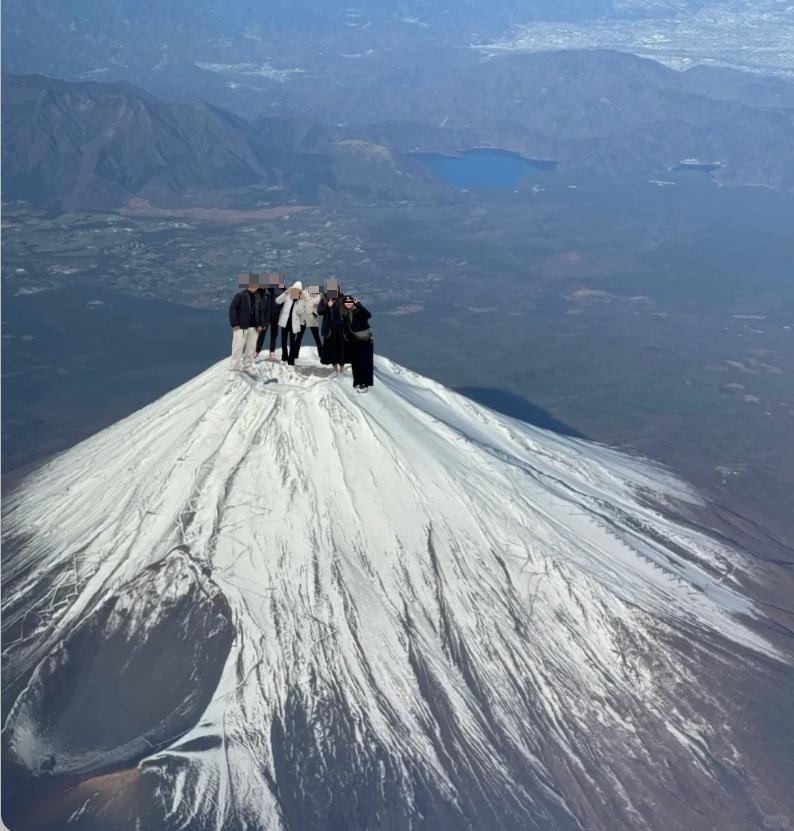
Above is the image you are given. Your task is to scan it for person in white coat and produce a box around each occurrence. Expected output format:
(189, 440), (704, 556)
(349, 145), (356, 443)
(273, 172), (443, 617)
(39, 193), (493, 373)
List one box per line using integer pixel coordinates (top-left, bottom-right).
(275, 281), (307, 366)
(300, 286), (323, 358)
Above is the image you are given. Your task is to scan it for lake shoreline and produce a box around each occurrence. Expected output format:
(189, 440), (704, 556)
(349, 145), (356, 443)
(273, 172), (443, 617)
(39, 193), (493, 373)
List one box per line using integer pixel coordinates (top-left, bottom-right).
(408, 147), (559, 187)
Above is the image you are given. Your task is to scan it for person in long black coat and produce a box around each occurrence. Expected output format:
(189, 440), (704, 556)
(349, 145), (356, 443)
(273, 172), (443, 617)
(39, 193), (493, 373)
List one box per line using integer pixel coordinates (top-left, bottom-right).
(318, 292), (347, 372)
(341, 295), (374, 391)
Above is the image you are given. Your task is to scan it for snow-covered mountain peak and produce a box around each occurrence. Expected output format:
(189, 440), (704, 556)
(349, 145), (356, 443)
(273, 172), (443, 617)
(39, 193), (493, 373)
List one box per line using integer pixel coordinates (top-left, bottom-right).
(2, 351), (789, 831)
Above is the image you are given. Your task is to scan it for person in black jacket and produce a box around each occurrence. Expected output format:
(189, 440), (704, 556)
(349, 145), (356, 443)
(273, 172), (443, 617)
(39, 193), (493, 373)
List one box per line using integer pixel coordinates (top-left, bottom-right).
(229, 280), (267, 371)
(341, 295), (374, 391)
(253, 286), (274, 360)
(255, 277), (285, 361)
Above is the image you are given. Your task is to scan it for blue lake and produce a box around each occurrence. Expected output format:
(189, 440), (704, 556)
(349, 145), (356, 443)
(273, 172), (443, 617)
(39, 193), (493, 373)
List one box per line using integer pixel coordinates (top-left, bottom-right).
(410, 148), (558, 188)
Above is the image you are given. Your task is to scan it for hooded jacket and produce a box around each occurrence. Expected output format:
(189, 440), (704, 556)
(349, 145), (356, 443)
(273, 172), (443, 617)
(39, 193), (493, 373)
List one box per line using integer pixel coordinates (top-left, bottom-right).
(275, 281), (307, 334)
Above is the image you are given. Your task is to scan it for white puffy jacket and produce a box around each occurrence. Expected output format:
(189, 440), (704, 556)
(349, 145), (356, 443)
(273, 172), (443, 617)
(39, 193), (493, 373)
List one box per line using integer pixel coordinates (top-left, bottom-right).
(276, 282), (306, 334)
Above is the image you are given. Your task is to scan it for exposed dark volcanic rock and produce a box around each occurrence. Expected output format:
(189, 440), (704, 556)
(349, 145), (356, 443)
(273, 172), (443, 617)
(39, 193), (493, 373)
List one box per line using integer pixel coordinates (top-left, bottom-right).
(2, 551), (233, 798)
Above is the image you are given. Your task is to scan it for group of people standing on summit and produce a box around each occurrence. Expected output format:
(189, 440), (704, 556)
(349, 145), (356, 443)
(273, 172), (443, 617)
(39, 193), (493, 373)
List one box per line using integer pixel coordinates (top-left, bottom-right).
(229, 275), (375, 391)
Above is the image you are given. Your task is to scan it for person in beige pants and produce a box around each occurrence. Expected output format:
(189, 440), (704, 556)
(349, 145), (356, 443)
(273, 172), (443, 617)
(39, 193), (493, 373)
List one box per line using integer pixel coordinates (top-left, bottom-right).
(229, 278), (266, 371)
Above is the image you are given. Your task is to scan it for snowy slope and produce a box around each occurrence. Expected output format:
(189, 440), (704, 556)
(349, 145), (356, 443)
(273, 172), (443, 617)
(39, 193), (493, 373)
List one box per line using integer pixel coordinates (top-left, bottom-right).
(2, 350), (790, 831)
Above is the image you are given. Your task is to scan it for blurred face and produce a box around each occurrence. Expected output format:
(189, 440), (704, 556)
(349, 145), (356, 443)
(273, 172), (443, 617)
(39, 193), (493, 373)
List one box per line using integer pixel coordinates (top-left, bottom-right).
(344, 300), (354, 309)
(247, 285), (258, 292)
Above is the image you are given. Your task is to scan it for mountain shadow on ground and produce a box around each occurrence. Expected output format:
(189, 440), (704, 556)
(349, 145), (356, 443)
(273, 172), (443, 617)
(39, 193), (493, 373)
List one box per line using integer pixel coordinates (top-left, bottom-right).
(456, 386), (587, 439)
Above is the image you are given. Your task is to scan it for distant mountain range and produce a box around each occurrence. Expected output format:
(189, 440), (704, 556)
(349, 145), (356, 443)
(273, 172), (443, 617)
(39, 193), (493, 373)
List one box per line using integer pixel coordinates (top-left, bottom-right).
(4, 48), (794, 211)
(335, 50), (794, 189)
(1, 74), (443, 210)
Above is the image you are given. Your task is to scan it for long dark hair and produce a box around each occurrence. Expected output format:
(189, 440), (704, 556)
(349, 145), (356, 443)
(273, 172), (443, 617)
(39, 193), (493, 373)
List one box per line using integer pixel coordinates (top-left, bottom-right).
(341, 300), (357, 323)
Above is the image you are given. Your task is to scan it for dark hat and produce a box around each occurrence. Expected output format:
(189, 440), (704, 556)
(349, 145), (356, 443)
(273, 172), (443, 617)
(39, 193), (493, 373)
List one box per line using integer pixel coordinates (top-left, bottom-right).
(343, 294), (355, 302)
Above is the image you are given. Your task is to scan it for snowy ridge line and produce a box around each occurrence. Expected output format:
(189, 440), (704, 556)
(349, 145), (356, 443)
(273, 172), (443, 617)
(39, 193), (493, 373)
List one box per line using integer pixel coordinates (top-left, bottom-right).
(2, 350), (788, 830)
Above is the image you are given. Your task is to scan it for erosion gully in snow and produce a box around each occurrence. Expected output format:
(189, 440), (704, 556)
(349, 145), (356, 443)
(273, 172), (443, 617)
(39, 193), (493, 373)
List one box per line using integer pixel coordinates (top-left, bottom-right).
(2, 351), (793, 831)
